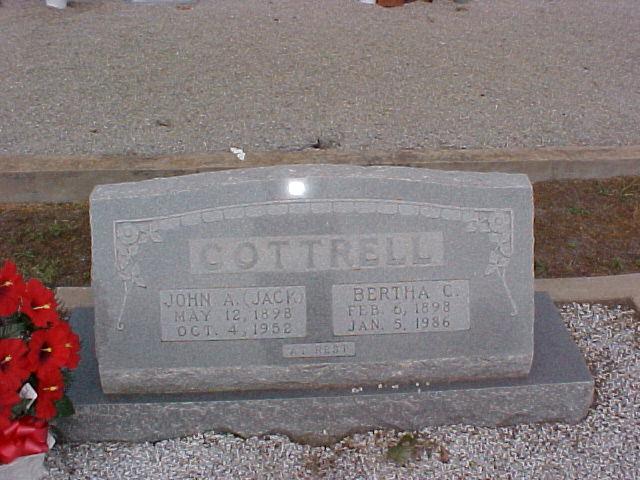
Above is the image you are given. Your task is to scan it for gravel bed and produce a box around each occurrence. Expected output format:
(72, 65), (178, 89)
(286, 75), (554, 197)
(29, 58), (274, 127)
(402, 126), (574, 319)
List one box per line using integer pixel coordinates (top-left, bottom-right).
(44, 303), (639, 479)
(2, 1), (640, 155)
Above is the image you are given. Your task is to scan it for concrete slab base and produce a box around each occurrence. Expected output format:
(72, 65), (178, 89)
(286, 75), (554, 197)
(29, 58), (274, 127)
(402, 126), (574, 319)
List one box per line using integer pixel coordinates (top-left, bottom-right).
(55, 293), (593, 446)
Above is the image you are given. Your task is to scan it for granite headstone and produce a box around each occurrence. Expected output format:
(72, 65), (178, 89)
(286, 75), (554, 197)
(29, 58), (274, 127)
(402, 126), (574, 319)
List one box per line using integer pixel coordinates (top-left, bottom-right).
(90, 165), (534, 394)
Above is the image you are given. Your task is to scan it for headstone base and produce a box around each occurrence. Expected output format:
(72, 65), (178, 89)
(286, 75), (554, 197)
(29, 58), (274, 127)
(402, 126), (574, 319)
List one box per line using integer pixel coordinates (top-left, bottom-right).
(55, 293), (593, 446)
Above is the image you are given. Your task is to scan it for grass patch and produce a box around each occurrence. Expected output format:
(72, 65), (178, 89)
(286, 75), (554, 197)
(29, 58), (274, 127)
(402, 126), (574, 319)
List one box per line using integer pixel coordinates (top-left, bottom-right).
(0, 203), (90, 286)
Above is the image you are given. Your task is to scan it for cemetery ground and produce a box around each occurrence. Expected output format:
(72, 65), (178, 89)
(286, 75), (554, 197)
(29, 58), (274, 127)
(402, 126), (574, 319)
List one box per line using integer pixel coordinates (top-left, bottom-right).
(2, 0), (639, 476)
(30, 167), (640, 479)
(1, 175), (638, 287)
(43, 301), (639, 478)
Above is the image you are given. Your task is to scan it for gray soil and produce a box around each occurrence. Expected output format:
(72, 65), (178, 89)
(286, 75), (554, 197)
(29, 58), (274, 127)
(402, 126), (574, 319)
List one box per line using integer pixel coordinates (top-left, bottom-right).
(1, 0), (639, 156)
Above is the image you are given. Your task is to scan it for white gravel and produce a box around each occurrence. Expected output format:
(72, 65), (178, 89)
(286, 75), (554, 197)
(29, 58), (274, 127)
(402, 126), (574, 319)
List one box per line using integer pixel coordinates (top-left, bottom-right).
(44, 302), (639, 479)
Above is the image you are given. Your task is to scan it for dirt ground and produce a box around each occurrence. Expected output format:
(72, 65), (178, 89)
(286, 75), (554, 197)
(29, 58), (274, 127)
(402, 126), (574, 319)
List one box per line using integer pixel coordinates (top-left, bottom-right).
(0, 176), (638, 286)
(534, 176), (640, 278)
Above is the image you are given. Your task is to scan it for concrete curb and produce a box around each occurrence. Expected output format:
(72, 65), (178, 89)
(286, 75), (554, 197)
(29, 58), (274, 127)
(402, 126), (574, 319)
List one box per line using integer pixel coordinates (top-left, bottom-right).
(56, 273), (640, 311)
(3, 145), (640, 203)
(534, 273), (640, 308)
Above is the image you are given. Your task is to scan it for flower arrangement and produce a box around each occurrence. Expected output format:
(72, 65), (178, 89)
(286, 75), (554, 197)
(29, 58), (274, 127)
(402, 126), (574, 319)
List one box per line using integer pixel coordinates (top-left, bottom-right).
(0, 260), (80, 465)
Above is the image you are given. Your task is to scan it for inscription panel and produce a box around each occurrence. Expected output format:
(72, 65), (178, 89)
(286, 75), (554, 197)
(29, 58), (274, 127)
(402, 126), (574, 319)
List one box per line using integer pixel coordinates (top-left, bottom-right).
(283, 342), (356, 358)
(160, 286), (307, 341)
(332, 280), (470, 336)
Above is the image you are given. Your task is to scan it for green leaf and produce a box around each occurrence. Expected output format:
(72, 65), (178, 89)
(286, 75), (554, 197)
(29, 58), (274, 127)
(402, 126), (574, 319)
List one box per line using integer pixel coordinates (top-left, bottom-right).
(11, 398), (31, 417)
(62, 369), (74, 387)
(0, 320), (27, 339)
(54, 396), (75, 418)
(386, 434), (417, 465)
(387, 443), (413, 465)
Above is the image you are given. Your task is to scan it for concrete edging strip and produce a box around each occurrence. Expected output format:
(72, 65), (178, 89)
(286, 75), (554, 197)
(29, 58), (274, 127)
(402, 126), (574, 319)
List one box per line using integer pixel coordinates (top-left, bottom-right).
(2, 145), (640, 203)
(534, 273), (640, 308)
(56, 273), (640, 311)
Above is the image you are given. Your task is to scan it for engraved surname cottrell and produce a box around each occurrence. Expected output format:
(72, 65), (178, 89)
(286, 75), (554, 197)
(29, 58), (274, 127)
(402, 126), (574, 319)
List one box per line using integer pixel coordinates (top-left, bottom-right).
(190, 232), (444, 274)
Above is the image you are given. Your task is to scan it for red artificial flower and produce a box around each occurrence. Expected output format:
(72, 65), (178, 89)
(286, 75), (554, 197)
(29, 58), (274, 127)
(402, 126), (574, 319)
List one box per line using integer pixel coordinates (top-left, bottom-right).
(58, 322), (80, 369)
(34, 368), (64, 420)
(0, 390), (20, 407)
(27, 325), (72, 374)
(21, 279), (59, 328)
(0, 339), (32, 391)
(0, 261), (25, 317)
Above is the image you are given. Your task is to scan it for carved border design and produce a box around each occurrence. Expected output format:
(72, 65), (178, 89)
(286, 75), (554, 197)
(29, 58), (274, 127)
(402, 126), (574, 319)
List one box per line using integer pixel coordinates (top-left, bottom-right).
(112, 199), (514, 330)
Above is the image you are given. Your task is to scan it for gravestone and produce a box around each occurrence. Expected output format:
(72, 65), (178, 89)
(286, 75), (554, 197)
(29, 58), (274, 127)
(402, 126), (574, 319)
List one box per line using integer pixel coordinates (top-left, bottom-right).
(55, 165), (593, 445)
(90, 165), (534, 394)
